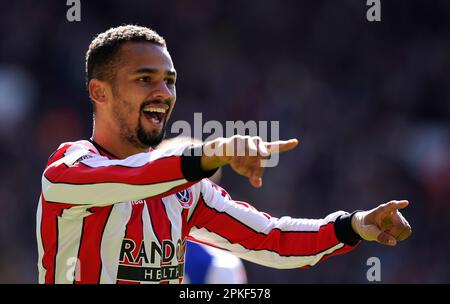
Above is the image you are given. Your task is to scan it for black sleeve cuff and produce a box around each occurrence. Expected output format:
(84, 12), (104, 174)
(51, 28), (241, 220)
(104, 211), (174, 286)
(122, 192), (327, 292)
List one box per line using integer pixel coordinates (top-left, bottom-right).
(180, 146), (219, 181)
(334, 211), (363, 246)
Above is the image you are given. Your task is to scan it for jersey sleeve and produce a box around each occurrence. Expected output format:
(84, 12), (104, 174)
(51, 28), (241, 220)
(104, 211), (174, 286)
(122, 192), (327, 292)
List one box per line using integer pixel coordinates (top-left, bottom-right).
(42, 141), (216, 205)
(186, 179), (361, 269)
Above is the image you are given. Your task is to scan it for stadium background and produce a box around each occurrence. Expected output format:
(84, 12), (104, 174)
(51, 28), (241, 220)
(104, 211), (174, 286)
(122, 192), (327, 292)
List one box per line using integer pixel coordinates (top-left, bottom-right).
(0, 0), (449, 283)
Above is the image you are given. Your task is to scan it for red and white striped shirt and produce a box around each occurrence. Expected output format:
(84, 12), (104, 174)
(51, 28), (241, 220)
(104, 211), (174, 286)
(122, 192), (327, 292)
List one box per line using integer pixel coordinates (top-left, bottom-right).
(37, 139), (359, 284)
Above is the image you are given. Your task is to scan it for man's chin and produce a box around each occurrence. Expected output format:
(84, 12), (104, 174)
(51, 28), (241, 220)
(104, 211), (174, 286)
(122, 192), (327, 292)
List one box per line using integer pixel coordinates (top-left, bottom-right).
(137, 129), (166, 148)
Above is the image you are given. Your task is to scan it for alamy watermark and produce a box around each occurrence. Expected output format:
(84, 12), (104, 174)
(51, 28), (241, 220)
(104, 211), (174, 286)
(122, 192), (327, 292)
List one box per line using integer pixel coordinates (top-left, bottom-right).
(170, 113), (281, 167)
(66, 0), (81, 22)
(366, 256), (381, 282)
(67, 1), (380, 23)
(366, 0), (381, 22)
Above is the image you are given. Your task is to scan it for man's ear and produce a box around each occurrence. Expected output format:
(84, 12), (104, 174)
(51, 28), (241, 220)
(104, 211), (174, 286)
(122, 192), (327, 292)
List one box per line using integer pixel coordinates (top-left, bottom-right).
(89, 79), (109, 106)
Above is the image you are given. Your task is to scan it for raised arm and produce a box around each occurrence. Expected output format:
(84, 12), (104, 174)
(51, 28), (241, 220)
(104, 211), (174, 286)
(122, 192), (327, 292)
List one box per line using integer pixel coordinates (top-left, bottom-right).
(200, 135), (299, 188)
(42, 141), (216, 205)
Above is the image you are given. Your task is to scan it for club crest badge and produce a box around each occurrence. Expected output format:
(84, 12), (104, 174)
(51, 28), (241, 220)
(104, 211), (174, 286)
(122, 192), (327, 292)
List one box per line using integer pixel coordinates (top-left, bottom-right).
(176, 189), (193, 208)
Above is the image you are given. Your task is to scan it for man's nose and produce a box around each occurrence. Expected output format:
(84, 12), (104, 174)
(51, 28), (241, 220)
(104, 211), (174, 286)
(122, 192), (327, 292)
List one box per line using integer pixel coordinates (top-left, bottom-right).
(152, 80), (174, 101)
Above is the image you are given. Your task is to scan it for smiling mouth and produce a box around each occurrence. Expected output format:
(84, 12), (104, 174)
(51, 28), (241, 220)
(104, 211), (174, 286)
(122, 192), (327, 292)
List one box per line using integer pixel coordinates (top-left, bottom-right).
(141, 103), (170, 125)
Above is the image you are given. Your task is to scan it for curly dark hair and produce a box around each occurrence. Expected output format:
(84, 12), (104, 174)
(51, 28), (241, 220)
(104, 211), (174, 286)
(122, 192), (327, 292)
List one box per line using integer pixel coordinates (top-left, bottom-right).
(85, 25), (166, 86)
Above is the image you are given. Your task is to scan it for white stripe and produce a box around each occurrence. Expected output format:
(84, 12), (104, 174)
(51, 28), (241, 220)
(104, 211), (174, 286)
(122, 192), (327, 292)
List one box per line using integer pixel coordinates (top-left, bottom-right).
(42, 175), (187, 205)
(81, 152), (153, 168)
(56, 140), (190, 168)
(99, 203), (131, 283)
(261, 214), (343, 232)
(141, 201), (161, 284)
(162, 198), (182, 247)
(186, 183), (202, 222)
(36, 196), (46, 284)
(63, 140), (96, 156)
(190, 227), (344, 269)
(80, 144), (190, 168)
(236, 242), (345, 269)
(53, 148), (87, 168)
(200, 179), (346, 233)
(162, 198), (183, 284)
(54, 209), (85, 284)
(140, 202), (158, 285)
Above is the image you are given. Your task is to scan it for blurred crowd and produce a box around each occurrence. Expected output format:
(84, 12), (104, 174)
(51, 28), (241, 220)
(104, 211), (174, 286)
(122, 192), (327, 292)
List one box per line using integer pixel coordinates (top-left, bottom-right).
(0, 0), (449, 283)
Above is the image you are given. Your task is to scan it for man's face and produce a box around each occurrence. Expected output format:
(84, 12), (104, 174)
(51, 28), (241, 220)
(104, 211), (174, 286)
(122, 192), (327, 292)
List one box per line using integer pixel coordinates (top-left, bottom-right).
(108, 42), (176, 148)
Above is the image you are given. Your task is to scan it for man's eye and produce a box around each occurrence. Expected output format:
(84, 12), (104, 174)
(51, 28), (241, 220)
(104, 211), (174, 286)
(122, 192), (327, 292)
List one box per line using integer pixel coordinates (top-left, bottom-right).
(138, 76), (151, 82)
(165, 78), (176, 86)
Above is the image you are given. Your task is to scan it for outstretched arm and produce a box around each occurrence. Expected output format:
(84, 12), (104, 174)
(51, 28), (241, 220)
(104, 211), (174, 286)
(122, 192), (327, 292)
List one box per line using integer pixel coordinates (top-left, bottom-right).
(187, 180), (360, 269)
(42, 140), (217, 205)
(43, 136), (297, 205)
(187, 181), (412, 269)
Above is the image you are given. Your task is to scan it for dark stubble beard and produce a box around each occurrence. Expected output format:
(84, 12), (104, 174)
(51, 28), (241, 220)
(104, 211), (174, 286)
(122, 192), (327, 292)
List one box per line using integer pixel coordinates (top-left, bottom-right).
(112, 95), (167, 150)
(136, 113), (167, 148)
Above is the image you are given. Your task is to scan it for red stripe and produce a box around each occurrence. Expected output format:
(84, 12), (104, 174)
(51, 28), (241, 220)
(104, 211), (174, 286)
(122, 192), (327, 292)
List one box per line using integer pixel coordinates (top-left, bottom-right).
(189, 197), (341, 256)
(117, 203), (144, 285)
(180, 209), (190, 283)
(45, 156), (184, 185)
(75, 205), (113, 284)
(209, 181), (231, 199)
(146, 199), (172, 284)
(181, 209), (190, 244)
(147, 199), (172, 246)
(40, 196), (74, 284)
(46, 144), (71, 166)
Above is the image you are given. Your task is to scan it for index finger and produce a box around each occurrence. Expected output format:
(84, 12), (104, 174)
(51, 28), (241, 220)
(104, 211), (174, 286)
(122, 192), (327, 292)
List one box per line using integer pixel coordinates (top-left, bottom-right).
(380, 200), (409, 213)
(265, 139), (299, 154)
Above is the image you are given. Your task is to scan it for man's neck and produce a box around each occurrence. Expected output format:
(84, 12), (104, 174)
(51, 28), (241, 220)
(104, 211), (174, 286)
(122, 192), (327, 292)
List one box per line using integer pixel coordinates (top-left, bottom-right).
(91, 132), (149, 159)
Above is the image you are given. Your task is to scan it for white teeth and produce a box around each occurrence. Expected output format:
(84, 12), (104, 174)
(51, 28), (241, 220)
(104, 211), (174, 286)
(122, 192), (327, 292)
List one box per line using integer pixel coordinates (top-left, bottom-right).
(142, 106), (168, 114)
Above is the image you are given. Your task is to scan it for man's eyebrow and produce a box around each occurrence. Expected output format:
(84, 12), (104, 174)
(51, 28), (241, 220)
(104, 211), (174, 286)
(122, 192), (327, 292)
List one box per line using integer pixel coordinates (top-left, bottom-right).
(132, 68), (176, 76)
